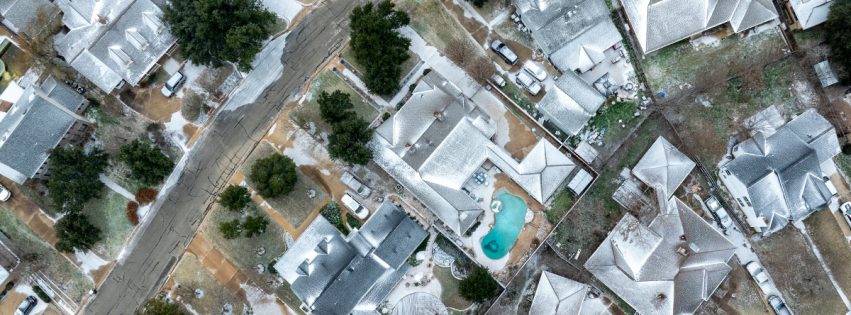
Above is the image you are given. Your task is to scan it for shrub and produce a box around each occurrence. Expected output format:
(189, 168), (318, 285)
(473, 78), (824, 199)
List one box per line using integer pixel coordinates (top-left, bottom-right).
(55, 212), (101, 253)
(218, 219), (242, 239)
(118, 140), (174, 186)
(126, 201), (140, 225)
(320, 202), (346, 233)
(181, 92), (203, 122)
(843, 143), (851, 155)
(218, 185), (251, 211)
(459, 266), (499, 303)
(242, 215), (269, 237)
(32, 285), (52, 303)
(135, 188), (158, 205)
(248, 154), (297, 198)
(268, 261), (278, 275)
(139, 295), (186, 315)
(381, 112), (391, 121)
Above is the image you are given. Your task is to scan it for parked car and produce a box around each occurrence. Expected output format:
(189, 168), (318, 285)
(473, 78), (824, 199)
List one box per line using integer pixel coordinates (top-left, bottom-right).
(341, 193), (369, 220)
(0, 184), (10, 202)
(490, 39), (518, 65)
(341, 172), (371, 198)
(515, 72), (542, 96)
(768, 295), (792, 315)
(705, 196), (732, 229)
(522, 61), (547, 81)
(15, 296), (37, 315)
(745, 261), (769, 284)
(841, 202), (851, 232)
(489, 74), (506, 88)
(160, 72), (186, 97)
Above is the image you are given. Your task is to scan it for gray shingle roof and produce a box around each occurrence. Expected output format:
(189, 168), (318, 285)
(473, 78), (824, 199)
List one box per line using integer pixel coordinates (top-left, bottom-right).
(0, 0), (57, 36)
(275, 201), (428, 315)
(0, 78), (86, 184)
(621, 0), (778, 53)
(536, 72), (605, 136)
(632, 137), (696, 198)
(528, 271), (592, 315)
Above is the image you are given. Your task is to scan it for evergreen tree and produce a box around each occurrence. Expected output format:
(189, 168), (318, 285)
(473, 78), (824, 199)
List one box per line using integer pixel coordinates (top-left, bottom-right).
(349, 1), (411, 94)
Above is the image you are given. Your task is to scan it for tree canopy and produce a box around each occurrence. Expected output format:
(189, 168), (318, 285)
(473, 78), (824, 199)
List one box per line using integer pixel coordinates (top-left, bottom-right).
(328, 117), (374, 165)
(119, 140), (174, 186)
(249, 154), (298, 198)
(138, 296), (187, 315)
(219, 219), (242, 239)
(242, 215), (269, 237)
(48, 147), (108, 213)
(349, 1), (411, 95)
(219, 185), (251, 211)
(458, 266), (499, 303)
(55, 213), (102, 253)
(826, 0), (851, 75)
(318, 90), (354, 124)
(163, 0), (276, 71)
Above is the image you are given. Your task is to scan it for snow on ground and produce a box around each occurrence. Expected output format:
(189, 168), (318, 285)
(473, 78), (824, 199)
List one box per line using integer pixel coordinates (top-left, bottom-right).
(792, 79), (818, 107)
(164, 111), (190, 152)
(241, 283), (286, 315)
(14, 284), (50, 314)
(74, 250), (110, 277)
(136, 204), (152, 219)
(223, 35), (289, 111)
(99, 174), (136, 201)
(281, 127), (329, 166)
(261, 0), (303, 25)
(163, 58), (181, 75)
(176, 62), (208, 99)
(690, 35), (722, 49)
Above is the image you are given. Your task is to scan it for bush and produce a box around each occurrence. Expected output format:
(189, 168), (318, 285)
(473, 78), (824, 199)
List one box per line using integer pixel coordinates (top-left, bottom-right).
(55, 212), (101, 253)
(268, 261), (278, 275)
(218, 219), (242, 239)
(47, 147), (108, 213)
(248, 154), (298, 198)
(139, 295), (186, 315)
(135, 188), (158, 205)
(32, 285), (52, 303)
(219, 185), (251, 211)
(181, 92), (203, 122)
(843, 143), (851, 155)
(118, 140), (174, 186)
(320, 202), (346, 233)
(126, 201), (140, 225)
(458, 266), (499, 303)
(381, 112), (391, 121)
(826, 0), (851, 74)
(243, 215), (269, 237)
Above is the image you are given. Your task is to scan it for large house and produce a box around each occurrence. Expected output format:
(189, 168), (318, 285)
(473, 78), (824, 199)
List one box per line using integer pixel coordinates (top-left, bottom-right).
(373, 72), (583, 237)
(535, 72), (606, 137)
(275, 201), (428, 315)
(785, 0), (833, 30)
(585, 137), (736, 314)
(620, 0), (778, 53)
(0, 77), (90, 184)
(53, 0), (176, 93)
(528, 271), (611, 315)
(719, 109), (839, 236)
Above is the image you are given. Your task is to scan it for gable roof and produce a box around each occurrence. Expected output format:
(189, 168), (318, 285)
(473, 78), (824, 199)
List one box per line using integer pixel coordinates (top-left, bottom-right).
(788, 0), (832, 29)
(529, 271), (610, 315)
(536, 72), (606, 136)
(0, 0), (58, 36)
(632, 137), (696, 198)
(621, 0), (778, 53)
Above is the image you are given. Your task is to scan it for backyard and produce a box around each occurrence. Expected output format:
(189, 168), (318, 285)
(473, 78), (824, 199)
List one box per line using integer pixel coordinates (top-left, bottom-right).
(290, 70), (378, 135)
(396, 0), (486, 58)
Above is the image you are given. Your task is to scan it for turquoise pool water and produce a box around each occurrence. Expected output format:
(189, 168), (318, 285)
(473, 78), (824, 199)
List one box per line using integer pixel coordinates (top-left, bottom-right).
(481, 190), (527, 259)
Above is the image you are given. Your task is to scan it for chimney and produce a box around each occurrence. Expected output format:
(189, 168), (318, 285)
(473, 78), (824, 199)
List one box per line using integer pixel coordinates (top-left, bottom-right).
(433, 111), (444, 121)
(97, 15), (108, 24)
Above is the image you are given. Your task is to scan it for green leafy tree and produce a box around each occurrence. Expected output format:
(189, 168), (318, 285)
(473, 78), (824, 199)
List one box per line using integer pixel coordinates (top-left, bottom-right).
(219, 219), (242, 239)
(327, 117), (373, 165)
(243, 215), (269, 237)
(219, 185), (251, 211)
(248, 154), (298, 198)
(350, 1), (411, 94)
(826, 0), (851, 74)
(318, 90), (354, 124)
(119, 140), (175, 186)
(467, 0), (489, 7)
(48, 147), (108, 213)
(55, 213), (102, 253)
(138, 296), (187, 315)
(163, 0), (276, 71)
(458, 266), (499, 303)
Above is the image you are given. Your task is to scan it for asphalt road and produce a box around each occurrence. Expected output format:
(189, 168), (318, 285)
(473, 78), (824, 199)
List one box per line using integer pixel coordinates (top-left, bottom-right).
(80, 1), (361, 313)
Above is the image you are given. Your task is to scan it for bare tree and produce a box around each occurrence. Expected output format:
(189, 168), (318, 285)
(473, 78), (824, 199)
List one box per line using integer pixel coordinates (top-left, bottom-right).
(465, 57), (495, 84)
(445, 38), (475, 67)
(24, 6), (62, 68)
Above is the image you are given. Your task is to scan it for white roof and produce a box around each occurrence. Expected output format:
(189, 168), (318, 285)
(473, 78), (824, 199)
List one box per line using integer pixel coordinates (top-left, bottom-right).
(789, 0), (832, 29)
(632, 137), (696, 198)
(537, 72), (605, 136)
(529, 271), (611, 315)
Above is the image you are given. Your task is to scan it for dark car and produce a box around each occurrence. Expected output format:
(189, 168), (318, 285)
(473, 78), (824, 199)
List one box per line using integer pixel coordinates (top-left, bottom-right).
(490, 39), (518, 65)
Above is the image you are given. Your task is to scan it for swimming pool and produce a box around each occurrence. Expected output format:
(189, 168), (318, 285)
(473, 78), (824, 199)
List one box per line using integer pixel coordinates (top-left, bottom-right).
(481, 190), (527, 259)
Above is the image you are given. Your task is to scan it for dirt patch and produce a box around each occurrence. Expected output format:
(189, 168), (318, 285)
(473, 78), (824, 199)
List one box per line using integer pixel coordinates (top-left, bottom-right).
(502, 112), (538, 161)
(803, 210), (851, 297)
(699, 259), (770, 315)
(123, 86), (183, 122)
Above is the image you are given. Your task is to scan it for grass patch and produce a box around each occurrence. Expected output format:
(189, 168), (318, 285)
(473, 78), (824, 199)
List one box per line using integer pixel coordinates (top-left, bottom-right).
(803, 210), (851, 296)
(290, 70), (378, 135)
(434, 266), (473, 310)
(0, 207), (93, 302)
(83, 190), (132, 259)
(396, 0), (484, 57)
(171, 254), (245, 314)
(544, 188), (576, 224)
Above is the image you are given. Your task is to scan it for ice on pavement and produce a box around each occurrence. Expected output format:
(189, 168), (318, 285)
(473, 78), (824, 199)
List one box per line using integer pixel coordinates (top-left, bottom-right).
(222, 35), (289, 112)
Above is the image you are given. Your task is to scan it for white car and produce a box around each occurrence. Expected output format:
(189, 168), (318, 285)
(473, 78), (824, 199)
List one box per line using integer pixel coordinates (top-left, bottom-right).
(160, 72), (186, 98)
(841, 202), (851, 232)
(746, 261), (769, 284)
(341, 172), (371, 198)
(15, 296), (37, 315)
(0, 184), (11, 202)
(490, 39), (518, 65)
(515, 72), (542, 96)
(489, 74), (506, 88)
(768, 295), (792, 315)
(522, 61), (547, 81)
(705, 196), (732, 229)
(341, 193), (369, 220)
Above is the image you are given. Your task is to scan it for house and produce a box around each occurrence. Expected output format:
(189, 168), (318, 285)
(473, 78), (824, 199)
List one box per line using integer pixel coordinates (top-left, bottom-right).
(528, 271), (611, 315)
(373, 72), (582, 237)
(620, 0), (778, 54)
(0, 0), (58, 38)
(719, 109), (840, 236)
(814, 60), (839, 87)
(535, 72), (605, 136)
(0, 77), (90, 184)
(275, 201), (428, 315)
(514, 0), (621, 74)
(632, 137), (696, 199)
(785, 0), (833, 30)
(53, 0), (176, 93)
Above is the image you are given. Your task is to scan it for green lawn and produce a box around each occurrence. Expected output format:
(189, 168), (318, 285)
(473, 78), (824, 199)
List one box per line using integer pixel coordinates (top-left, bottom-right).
(0, 207), (93, 303)
(83, 190), (133, 259)
(291, 70), (378, 135)
(434, 266), (473, 310)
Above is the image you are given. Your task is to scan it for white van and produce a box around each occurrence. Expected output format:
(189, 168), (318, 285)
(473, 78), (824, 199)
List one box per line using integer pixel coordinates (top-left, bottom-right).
(515, 72), (542, 96)
(341, 193), (369, 220)
(160, 72), (186, 97)
(522, 61), (547, 81)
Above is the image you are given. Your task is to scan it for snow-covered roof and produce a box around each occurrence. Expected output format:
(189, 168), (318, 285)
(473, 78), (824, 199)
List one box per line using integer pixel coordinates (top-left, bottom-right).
(529, 271), (611, 315)
(536, 72), (605, 136)
(391, 293), (448, 315)
(721, 109), (839, 235)
(0, 0), (57, 36)
(632, 137), (696, 198)
(53, 0), (176, 92)
(275, 201), (427, 315)
(515, 0), (621, 73)
(814, 60), (839, 87)
(585, 198), (736, 315)
(620, 0), (778, 53)
(789, 0), (832, 29)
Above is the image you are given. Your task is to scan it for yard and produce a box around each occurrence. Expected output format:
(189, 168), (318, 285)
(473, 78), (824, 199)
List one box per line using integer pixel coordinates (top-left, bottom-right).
(434, 266), (472, 310)
(803, 210), (851, 297)
(83, 190), (133, 259)
(290, 70), (378, 135)
(751, 226), (847, 315)
(170, 254), (246, 314)
(0, 207), (93, 303)
(396, 0), (485, 57)
(698, 261), (770, 315)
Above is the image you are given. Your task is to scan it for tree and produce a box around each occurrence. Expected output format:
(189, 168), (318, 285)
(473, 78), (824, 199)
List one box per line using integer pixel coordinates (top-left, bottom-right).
(458, 266), (499, 303)
(47, 147), (108, 213)
(467, 0), (489, 7)
(243, 215), (269, 237)
(219, 185), (251, 211)
(55, 213), (102, 253)
(218, 219), (242, 239)
(350, 1), (411, 95)
(119, 140), (175, 186)
(826, 0), (851, 74)
(318, 90), (355, 124)
(248, 154), (298, 198)
(138, 295), (187, 315)
(181, 92), (203, 122)
(446, 38), (475, 67)
(163, 0), (276, 71)
(466, 57), (495, 84)
(327, 117), (374, 165)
